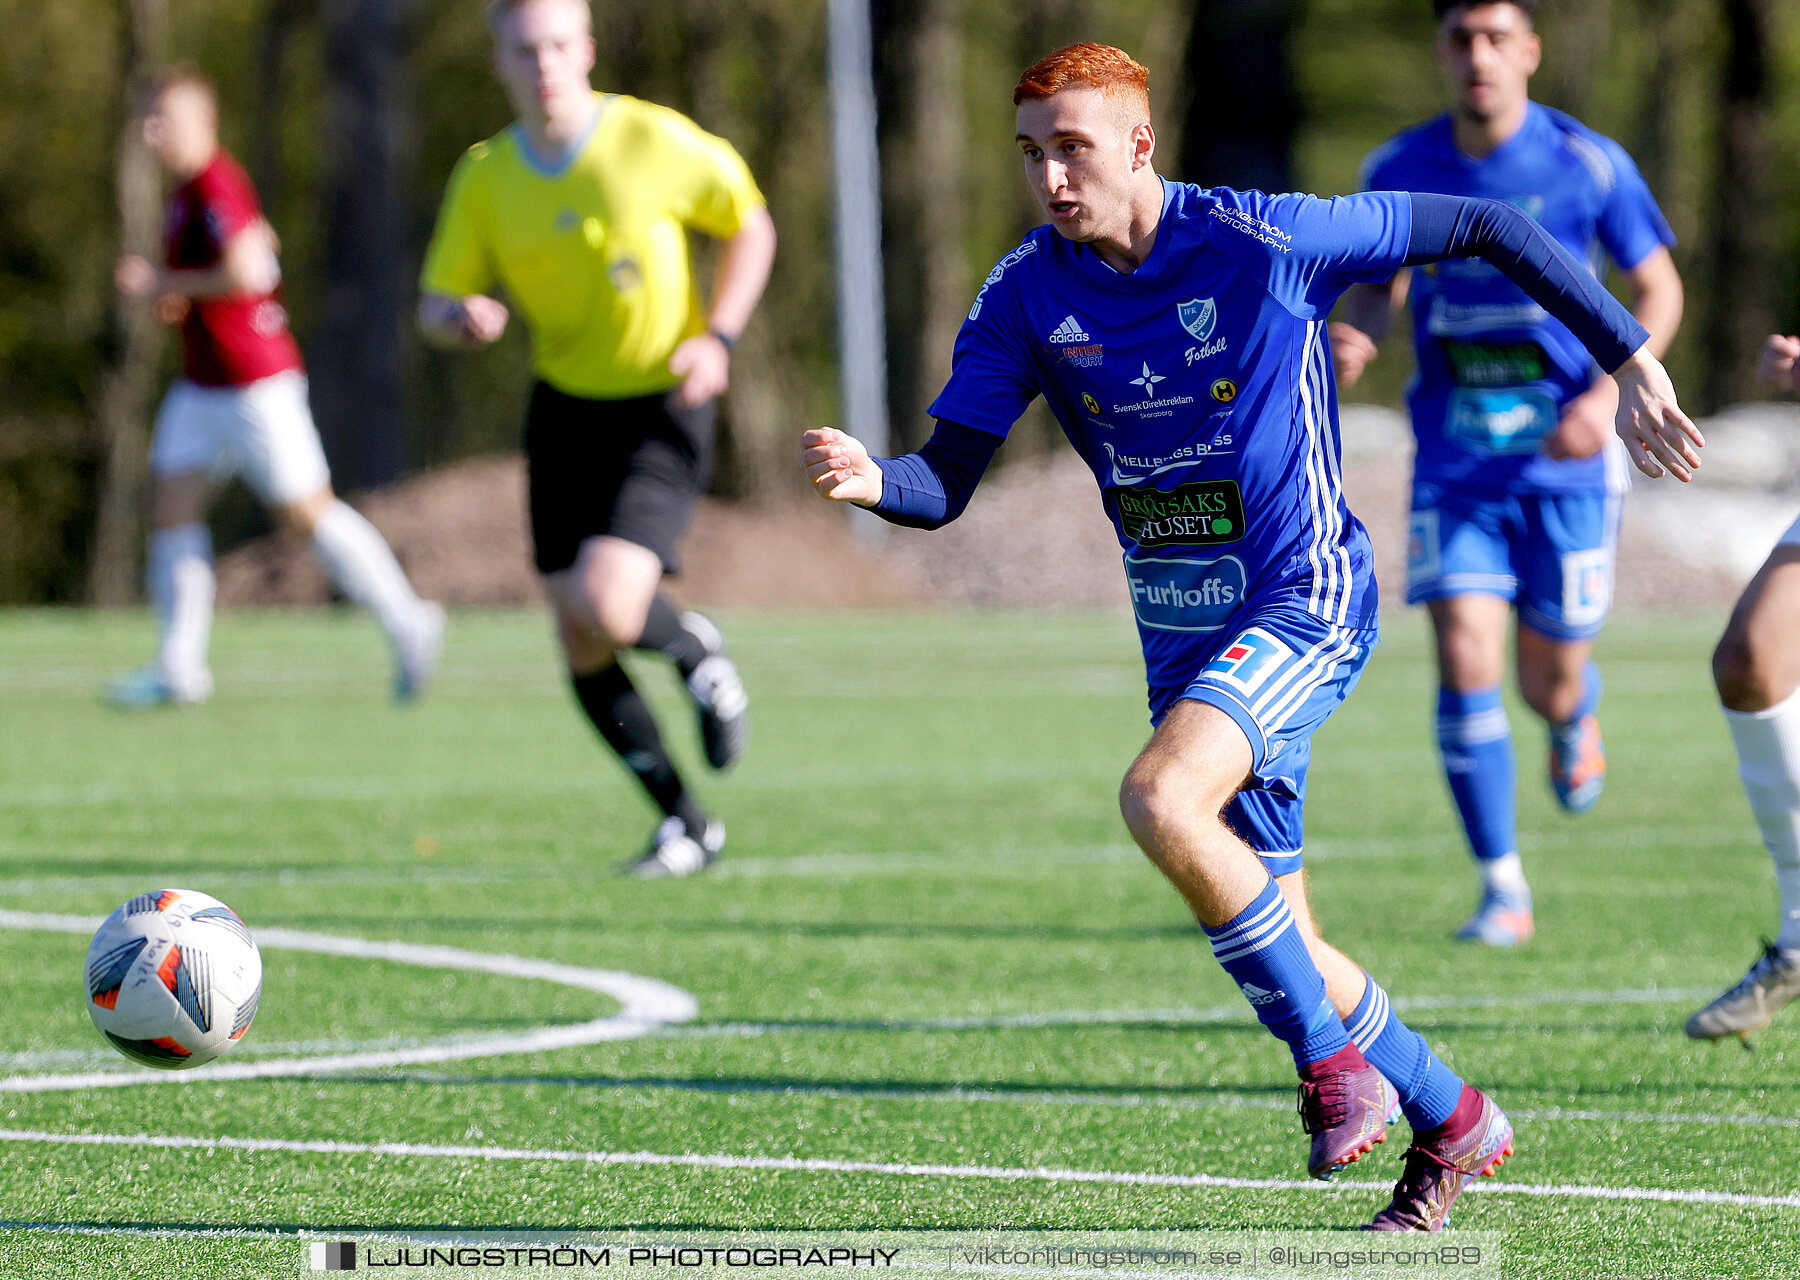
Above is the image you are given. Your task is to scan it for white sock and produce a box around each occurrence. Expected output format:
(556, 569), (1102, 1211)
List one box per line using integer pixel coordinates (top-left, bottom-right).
(1479, 851), (1531, 901)
(147, 523), (214, 687)
(1725, 686), (1800, 953)
(311, 501), (424, 647)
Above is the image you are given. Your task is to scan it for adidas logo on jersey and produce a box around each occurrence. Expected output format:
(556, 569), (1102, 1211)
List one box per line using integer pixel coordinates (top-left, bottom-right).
(1048, 315), (1091, 344)
(1239, 982), (1285, 1006)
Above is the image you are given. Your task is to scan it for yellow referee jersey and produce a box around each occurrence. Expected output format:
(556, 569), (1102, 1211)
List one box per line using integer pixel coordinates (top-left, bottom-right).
(421, 93), (765, 400)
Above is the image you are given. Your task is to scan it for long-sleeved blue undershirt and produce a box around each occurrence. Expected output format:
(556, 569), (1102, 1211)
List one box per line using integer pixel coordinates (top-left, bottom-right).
(1402, 191), (1648, 374)
(866, 423), (1000, 528)
(870, 191), (1650, 531)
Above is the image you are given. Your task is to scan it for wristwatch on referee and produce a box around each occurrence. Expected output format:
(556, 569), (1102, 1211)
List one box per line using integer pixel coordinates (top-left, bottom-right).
(708, 327), (739, 353)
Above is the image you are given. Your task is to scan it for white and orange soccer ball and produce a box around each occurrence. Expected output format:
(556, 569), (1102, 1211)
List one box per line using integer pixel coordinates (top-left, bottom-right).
(84, 889), (262, 1069)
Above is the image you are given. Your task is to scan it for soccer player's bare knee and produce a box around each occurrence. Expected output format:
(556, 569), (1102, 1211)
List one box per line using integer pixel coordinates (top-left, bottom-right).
(1118, 708), (1252, 897)
(1118, 754), (1205, 859)
(150, 472), (211, 530)
(1715, 554), (1800, 713)
(555, 606), (617, 675)
(1118, 764), (1252, 925)
(1712, 628), (1748, 708)
(1714, 625), (1777, 712)
(1430, 598), (1507, 690)
(274, 485), (335, 537)
(585, 588), (647, 649)
(1516, 641), (1587, 723)
(570, 539), (660, 648)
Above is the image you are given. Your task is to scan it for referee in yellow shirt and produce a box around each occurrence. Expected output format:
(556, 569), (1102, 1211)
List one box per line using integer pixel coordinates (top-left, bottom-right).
(420, 0), (776, 877)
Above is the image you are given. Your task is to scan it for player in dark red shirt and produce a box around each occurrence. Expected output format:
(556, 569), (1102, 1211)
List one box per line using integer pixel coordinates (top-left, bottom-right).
(159, 146), (302, 388)
(111, 68), (442, 705)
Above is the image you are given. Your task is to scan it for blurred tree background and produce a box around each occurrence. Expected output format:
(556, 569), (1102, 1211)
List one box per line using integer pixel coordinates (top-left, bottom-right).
(1, 0), (1796, 603)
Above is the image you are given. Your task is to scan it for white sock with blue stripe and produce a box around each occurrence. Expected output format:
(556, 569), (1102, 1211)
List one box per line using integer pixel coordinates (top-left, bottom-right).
(1342, 973), (1463, 1130)
(1204, 878), (1349, 1068)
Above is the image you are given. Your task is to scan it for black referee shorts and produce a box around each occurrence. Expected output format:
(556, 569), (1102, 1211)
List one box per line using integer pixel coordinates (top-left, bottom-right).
(524, 381), (715, 576)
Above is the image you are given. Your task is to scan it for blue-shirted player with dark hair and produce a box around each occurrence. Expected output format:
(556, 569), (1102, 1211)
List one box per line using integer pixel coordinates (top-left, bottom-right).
(802, 41), (1701, 1231)
(1332, 0), (1685, 947)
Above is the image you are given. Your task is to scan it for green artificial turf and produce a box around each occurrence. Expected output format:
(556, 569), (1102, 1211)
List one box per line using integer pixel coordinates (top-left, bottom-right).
(0, 606), (1793, 1278)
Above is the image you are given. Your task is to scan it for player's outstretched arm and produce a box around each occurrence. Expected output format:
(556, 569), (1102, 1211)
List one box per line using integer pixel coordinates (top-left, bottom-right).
(1545, 248), (1684, 462)
(801, 420), (1003, 530)
(1400, 192), (1703, 481)
(1610, 344), (1704, 482)
(802, 427), (883, 507)
(117, 219), (280, 306)
(1758, 334), (1800, 393)
(418, 291), (509, 349)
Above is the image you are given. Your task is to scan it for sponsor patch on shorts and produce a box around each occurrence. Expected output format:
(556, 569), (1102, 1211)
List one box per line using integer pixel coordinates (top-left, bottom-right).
(1561, 548), (1612, 628)
(1200, 627), (1294, 696)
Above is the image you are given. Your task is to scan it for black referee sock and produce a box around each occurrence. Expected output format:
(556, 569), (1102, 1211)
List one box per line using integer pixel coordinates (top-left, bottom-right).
(571, 663), (709, 832)
(636, 595), (708, 678)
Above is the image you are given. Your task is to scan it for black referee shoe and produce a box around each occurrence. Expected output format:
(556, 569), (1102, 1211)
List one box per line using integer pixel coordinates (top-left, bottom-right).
(619, 815), (725, 879)
(681, 612), (749, 770)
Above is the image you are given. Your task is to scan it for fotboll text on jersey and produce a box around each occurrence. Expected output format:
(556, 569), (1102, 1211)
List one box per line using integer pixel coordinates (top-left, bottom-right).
(1184, 337), (1228, 365)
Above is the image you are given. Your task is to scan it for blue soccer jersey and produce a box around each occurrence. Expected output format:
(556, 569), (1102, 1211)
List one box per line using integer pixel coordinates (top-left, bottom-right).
(929, 179), (1414, 690)
(1361, 103), (1674, 496)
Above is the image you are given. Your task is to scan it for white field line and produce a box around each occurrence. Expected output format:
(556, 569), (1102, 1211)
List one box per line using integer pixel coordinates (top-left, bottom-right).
(709, 818), (1757, 875)
(0, 758), (1125, 810)
(384, 1071), (1800, 1134)
(0, 845), (1148, 897)
(4, 913), (1774, 1134)
(667, 983), (1724, 1037)
(0, 865), (540, 897)
(3, 948), (1770, 1132)
(0, 823), (1753, 897)
(0, 979), (1714, 1074)
(0, 911), (696, 1095)
(0, 1128), (1794, 1213)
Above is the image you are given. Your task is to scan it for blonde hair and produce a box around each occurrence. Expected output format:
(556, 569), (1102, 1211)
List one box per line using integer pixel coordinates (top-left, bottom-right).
(484, 0), (592, 37)
(148, 64), (218, 115)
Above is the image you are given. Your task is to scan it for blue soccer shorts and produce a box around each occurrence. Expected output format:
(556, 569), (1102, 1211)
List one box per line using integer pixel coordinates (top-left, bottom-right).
(1147, 602), (1379, 876)
(1405, 482), (1622, 641)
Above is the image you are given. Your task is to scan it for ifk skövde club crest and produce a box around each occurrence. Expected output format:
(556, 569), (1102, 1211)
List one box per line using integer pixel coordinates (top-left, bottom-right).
(1178, 297), (1217, 343)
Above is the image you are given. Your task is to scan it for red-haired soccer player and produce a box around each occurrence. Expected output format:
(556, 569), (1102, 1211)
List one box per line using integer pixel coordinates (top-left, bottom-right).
(1686, 333), (1800, 1041)
(804, 42), (1700, 1229)
(112, 69), (442, 706)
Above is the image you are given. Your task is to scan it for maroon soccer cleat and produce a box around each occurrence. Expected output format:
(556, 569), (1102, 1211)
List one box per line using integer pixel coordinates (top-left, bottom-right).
(1296, 1045), (1393, 1180)
(1366, 1085), (1514, 1232)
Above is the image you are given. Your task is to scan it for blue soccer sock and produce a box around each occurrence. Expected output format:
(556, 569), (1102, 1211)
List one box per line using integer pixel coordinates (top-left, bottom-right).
(1205, 879), (1349, 1069)
(1436, 685), (1518, 868)
(1343, 974), (1464, 1131)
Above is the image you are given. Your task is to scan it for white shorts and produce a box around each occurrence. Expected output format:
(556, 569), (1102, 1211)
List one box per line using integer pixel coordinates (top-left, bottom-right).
(149, 370), (331, 506)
